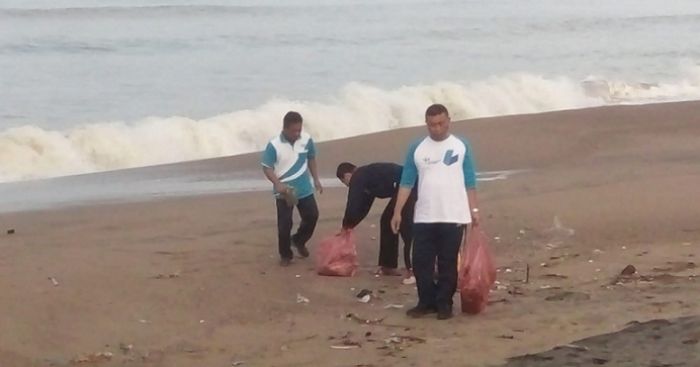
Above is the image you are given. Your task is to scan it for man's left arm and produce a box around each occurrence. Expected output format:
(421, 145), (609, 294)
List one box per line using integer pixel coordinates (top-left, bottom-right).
(467, 188), (479, 225)
(463, 139), (480, 225)
(307, 138), (323, 194)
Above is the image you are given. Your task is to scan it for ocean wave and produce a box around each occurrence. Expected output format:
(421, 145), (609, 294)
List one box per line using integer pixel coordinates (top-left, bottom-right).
(1, 68), (700, 182)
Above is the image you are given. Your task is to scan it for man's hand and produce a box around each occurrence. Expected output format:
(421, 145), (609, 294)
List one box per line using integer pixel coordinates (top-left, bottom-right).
(471, 210), (480, 226)
(274, 182), (288, 194)
(391, 187), (411, 235)
(314, 179), (324, 194)
(390, 214), (402, 234)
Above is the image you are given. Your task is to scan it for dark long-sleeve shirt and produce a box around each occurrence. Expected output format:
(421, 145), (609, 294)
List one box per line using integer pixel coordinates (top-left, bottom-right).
(342, 163), (403, 229)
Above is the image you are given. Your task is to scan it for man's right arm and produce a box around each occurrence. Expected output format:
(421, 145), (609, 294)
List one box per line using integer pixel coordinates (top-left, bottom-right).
(342, 171), (373, 229)
(262, 166), (287, 194)
(261, 142), (286, 194)
(391, 141), (419, 233)
(391, 187), (412, 230)
(342, 189), (374, 229)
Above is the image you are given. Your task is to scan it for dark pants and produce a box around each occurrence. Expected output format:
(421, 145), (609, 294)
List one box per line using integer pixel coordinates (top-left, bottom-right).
(276, 195), (319, 260)
(378, 193), (416, 269)
(412, 223), (465, 310)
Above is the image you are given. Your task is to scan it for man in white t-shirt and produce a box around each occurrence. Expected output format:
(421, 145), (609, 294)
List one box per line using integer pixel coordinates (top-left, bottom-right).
(391, 103), (480, 320)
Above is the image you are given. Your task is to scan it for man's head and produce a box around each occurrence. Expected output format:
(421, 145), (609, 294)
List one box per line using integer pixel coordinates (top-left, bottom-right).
(282, 111), (303, 143)
(425, 103), (451, 141)
(336, 162), (356, 187)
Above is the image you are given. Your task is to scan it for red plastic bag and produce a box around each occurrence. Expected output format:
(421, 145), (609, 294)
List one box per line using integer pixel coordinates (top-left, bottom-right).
(458, 227), (497, 314)
(316, 230), (359, 277)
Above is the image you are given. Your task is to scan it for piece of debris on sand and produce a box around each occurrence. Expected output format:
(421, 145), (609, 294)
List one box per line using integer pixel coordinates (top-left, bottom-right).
(70, 351), (113, 364)
(612, 264), (696, 286)
(378, 334), (427, 353)
(346, 313), (384, 325)
(329, 332), (362, 350)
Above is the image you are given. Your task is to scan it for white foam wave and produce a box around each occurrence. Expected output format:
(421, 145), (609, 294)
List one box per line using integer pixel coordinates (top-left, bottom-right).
(2, 68), (700, 182)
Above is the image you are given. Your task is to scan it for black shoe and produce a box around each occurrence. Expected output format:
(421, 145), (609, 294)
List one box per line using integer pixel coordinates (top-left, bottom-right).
(292, 240), (310, 258)
(280, 258), (292, 267)
(437, 306), (453, 320)
(406, 305), (437, 318)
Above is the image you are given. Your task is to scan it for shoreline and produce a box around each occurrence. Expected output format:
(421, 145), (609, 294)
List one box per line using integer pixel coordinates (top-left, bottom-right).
(2, 99), (699, 214)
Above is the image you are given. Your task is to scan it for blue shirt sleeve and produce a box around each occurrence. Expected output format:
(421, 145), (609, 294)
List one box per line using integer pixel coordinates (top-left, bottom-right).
(399, 139), (420, 188)
(460, 137), (477, 189)
(261, 142), (277, 168)
(306, 138), (316, 159)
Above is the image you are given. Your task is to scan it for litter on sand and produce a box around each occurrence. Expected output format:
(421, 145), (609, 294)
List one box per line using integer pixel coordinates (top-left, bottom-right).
(383, 304), (404, 309)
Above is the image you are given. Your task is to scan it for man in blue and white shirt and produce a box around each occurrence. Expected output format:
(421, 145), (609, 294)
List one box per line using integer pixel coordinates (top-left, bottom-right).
(391, 104), (481, 320)
(261, 111), (323, 266)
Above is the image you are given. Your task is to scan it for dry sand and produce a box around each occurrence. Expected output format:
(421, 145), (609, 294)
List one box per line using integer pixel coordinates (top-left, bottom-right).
(1, 101), (699, 366)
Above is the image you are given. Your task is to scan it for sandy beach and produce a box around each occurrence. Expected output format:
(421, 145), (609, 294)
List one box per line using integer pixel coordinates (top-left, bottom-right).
(1, 101), (699, 366)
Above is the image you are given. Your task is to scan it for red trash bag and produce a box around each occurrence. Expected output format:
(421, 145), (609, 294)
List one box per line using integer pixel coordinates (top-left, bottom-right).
(316, 230), (359, 277)
(458, 227), (497, 314)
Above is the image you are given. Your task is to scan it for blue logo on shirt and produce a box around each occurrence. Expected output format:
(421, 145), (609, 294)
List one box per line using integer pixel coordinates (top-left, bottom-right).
(443, 150), (459, 166)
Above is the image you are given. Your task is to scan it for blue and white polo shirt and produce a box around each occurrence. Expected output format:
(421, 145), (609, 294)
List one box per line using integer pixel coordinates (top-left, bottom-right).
(400, 134), (477, 224)
(261, 132), (317, 199)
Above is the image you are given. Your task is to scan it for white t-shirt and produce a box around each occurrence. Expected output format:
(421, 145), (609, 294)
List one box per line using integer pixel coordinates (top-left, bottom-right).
(400, 134), (477, 224)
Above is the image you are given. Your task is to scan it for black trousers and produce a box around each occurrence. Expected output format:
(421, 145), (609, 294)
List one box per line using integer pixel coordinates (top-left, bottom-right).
(378, 191), (416, 269)
(412, 223), (465, 310)
(276, 195), (319, 260)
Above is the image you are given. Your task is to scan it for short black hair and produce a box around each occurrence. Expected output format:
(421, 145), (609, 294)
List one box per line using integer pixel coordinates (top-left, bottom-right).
(283, 111), (303, 128)
(425, 103), (449, 119)
(336, 162), (356, 180)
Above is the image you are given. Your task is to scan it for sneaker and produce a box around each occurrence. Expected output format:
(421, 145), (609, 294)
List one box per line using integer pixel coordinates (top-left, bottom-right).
(279, 258), (292, 267)
(437, 306), (453, 320)
(291, 238), (310, 258)
(376, 267), (402, 276)
(406, 305), (437, 318)
(402, 275), (416, 285)
(293, 243), (310, 258)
